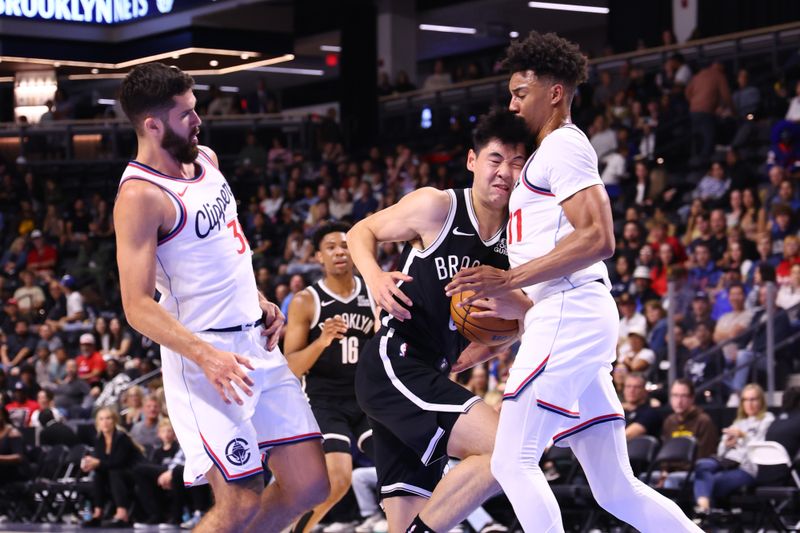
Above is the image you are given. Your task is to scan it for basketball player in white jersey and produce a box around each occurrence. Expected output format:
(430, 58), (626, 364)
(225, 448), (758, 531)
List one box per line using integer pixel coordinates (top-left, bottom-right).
(115, 63), (328, 533)
(446, 33), (701, 532)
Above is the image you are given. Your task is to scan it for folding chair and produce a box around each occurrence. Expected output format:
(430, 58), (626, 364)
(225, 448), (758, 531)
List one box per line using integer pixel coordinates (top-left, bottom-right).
(746, 441), (800, 532)
(644, 436), (697, 506)
(49, 443), (94, 523)
(25, 444), (69, 522)
(627, 435), (660, 478)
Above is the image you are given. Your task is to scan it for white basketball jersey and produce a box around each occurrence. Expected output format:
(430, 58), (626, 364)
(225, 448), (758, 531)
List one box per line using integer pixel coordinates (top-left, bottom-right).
(507, 124), (610, 304)
(118, 149), (261, 332)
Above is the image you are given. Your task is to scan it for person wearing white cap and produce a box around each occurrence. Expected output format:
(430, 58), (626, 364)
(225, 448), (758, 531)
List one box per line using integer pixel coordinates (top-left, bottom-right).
(631, 265), (659, 311)
(616, 325), (656, 376)
(75, 333), (106, 386)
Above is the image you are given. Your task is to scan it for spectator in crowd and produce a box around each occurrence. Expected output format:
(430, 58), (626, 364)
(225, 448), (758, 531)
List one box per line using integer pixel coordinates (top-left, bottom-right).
(53, 274), (86, 332)
(655, 379), (719, 488)
(0, 407), (27, 489)
(37, 407), (79, 446)
(80, 407), (144, 528)
(689, 244), (722, 292)
(589, 114), (618, 160)
(394, 70), (416, 93)
(130, 394), (162, 448)
(30, 388), (62, 427)
(707, 209), (729, 263)
(693, 383), (773, 516)
(617, 325), (656, 376)
(6, 381), (39, 427)
(776, 263), (800, 314)
(685, 61), (732, 165)
(25, 229), (57, 279)
(644, 299), (669, 360)
(776, 235), (800, 285)
(13, 270), (45, 318)
(1, 319), (36, 372)
(693, 162), (731, 207)
(1, 237), (27, 278)
(730, 68), (761, 148)
(622, 372), (662, 440)
(236, 131), (268, 171)
(133, 418), (183, 527)
(631, 265), (660, 310)
(712, 283), (753, 385)
(422, 59), (453, 91)
(51, 359), (91, 418)
(786, 80), (800, 122)
(764, 386), (800, 465)
(618, 292), (646, 347)
(75, 332), (106, 386)
(106, 317), (133, 359)
(683, 321), (723, 388)
(120, 384), (145, 429)
(650, 243), (675, 297)
(93, 358), (132, 411)
(737, 284), (794, 385)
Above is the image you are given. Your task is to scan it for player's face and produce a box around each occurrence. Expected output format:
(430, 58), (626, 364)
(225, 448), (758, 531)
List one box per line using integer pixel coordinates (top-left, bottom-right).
(162, 90), (201, 164)
(508, 70), (551, 136)
(467, 139), (526, 209)
(317, 232), (352, 276)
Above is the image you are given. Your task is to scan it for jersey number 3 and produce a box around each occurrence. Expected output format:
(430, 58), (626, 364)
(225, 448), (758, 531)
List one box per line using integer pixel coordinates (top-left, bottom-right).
(507, 208), (522, 245)
(339, 337), (359, 364)
(227, 220), (247, 254)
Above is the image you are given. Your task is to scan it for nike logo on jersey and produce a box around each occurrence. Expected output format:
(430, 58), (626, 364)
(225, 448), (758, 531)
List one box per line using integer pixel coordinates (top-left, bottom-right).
(321, 300), (336, 307)
(177, 185), (189, 197)
(452, 227), (475, 237)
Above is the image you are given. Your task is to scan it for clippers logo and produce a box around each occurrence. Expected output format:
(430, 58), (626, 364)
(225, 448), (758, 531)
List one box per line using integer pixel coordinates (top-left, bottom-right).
(225, 438), (251, 466)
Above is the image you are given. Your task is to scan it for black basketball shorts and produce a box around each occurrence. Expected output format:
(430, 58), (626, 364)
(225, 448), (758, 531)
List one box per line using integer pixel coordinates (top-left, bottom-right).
(309, 394), (373, 455)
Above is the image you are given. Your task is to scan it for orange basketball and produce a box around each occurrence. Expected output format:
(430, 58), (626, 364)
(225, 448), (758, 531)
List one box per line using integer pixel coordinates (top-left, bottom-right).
(449, 290), (519, 347)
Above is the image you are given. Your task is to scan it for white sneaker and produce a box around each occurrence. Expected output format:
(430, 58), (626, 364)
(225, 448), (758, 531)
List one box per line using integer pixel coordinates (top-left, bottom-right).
(355, 514), (385, 533)
(371, 518), (388, 533)
(322, 521), (357, 533)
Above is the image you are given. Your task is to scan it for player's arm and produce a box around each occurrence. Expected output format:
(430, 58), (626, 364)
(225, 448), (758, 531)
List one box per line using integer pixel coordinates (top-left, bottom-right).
(115, 181), (254, 405)
(446, 185), (614, 300)
(451, 341), (515, 374)
(347, 187), (451, 320)
(283, 290), (347, 377)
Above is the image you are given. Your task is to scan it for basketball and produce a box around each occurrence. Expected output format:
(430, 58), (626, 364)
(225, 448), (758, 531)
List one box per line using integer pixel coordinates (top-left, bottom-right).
(449, 290), (519, 347)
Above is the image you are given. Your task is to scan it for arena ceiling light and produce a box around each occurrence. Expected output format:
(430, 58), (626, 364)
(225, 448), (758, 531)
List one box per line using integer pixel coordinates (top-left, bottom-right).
(185, 53), (295, 75)
(419, 24), (478, 34)
(250, 65), (324, 76)
(320, 45), (341, 52)
(527, 2), (609, 14)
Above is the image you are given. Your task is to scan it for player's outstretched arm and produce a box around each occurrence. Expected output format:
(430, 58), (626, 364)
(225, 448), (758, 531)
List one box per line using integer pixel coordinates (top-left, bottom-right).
(283, 290), (347, 377)
(347, 187), (451, 321)
(446, 185), (614, 302)
(115, 181), (254, 405)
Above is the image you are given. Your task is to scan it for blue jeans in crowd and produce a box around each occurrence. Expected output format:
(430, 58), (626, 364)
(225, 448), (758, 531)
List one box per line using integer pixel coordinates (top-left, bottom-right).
(693, 457), (755, 505)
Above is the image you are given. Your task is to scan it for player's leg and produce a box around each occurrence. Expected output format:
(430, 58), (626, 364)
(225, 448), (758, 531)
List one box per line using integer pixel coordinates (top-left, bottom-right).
(385, 495), (428, 533)
(416, 400), (500, 532)
(490, 376), (567, 533)
(195, 468), (263, 533)
(295, 451), (353, 533)
(567, 372), (702, 532)
(247, 439), (330, 533)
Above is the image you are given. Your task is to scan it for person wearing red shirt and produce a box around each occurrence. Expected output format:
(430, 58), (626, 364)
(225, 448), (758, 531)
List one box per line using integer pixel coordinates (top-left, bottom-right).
(26, 229), (58, 279)
(776, 235), (800, 286)
(6, 382), (40, 427)
(75, 333), (106, 386)
(648, 221), (687, 263)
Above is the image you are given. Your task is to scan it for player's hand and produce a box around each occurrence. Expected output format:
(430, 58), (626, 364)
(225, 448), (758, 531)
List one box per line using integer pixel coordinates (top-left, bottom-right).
(445, 266), (512, 303)
(320, 315), (348, 346)
(451, 342), (487, 373)
(367, 271), (414, 321)
(466, 291), (533, 323)
(259, 300), (285, 351)
(157, 469), (173, 490)
(199, 348), (255, 406)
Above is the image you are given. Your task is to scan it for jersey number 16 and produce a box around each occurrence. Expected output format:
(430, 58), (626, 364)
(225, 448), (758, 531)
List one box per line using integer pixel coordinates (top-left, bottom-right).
(339, 337), (359, 364)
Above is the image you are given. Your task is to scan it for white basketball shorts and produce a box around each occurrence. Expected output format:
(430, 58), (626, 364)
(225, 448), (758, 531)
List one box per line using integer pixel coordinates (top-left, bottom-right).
(160, 327), (321, 486)
(502, 281), (625, 446)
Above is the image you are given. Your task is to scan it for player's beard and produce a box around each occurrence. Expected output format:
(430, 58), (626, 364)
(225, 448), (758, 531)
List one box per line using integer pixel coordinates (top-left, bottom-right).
(162, 123), (199, 164)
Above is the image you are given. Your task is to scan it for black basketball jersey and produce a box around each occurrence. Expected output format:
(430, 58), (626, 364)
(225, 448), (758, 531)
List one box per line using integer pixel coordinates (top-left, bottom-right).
(384, 188), (509, 368)
(304, 276), (376, 397)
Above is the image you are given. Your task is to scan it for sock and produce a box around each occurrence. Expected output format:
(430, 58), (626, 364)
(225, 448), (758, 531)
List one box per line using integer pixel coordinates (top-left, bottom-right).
(407, 514), (437, 533)
(292, 510), (314, 533)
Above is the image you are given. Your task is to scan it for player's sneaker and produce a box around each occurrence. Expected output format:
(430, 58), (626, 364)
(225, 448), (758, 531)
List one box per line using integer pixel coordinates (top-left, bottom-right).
(321, 521), (358, 532)
(355, 513), (384, 533)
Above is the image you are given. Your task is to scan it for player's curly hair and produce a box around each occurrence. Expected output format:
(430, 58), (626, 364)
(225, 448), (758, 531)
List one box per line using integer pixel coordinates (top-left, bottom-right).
(472, 107), (530, 153)
(502, 31), (588, 88)
(313, 222), (352, 252)
(120, 63), (194, 132)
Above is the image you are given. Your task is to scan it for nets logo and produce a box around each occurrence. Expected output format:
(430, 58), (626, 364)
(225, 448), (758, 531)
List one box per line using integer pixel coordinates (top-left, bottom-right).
(0, 0), (174, 24)
(225, 438), (251, 466)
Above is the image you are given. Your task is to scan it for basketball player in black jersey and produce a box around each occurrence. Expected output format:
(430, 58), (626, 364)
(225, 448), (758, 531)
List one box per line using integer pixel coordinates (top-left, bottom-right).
(347, 109), (533, 533)
(285, 222), (378, 533)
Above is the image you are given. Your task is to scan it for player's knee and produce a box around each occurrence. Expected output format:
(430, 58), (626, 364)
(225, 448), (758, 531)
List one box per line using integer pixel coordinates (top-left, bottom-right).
(490, 450), (514, 483)
(295, 474), (330, 511)
(329, 470), (351, 500)
(224, 489), (261, 526)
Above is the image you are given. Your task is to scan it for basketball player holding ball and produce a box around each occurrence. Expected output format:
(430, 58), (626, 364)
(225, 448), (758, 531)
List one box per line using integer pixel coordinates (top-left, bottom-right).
(348, 109), (532, 533)
(446, 32), (701, 532)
